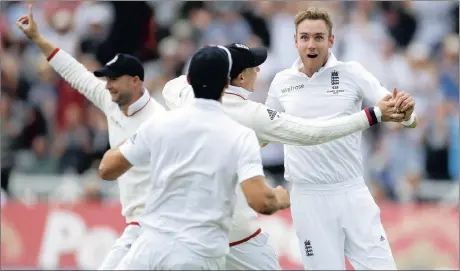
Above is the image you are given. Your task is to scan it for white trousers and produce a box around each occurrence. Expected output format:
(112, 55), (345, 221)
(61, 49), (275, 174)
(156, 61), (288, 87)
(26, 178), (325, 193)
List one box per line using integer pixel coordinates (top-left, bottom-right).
(99, 225), (279, 270)
(290, 181), (397, 270)
(115, 231), (226, 270)
(226, 231), (280, 270)
(99, 223), (142, 270)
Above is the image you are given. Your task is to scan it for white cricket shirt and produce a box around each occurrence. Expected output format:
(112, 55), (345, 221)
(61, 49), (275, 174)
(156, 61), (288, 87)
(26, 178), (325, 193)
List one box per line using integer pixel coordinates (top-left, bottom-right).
(119, 99), (264, 258)
(162, 75), (376, 242)
(48, 49), (165, 223)
(266, 53), (390, 185)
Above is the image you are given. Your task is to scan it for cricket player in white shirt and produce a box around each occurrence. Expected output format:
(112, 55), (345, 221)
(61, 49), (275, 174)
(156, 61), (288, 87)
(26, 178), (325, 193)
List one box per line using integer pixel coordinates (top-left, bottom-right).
(98, 45), (290, 270)
(162, 43), (405, 270)
(266, 8), (417, 270)
(16, 6), (165, 270)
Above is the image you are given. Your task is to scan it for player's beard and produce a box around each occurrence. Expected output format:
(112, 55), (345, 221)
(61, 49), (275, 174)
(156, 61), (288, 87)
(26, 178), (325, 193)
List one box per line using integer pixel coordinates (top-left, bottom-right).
(115, 91), (133, 107)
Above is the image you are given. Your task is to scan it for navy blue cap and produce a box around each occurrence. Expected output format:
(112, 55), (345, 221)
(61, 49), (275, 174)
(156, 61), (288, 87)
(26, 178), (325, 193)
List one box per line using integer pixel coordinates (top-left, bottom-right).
(188, 46), (232, 93)
(225, 43), (267, 79)
(94, 54), (144, 81)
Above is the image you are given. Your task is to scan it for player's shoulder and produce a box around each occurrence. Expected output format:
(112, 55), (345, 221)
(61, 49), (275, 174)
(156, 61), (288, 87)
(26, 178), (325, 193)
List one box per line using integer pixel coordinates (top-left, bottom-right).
(163, 75), (188, 92)
(334, 60), (368, 77)
(269, 68), (304, 97)
(143, 106), (184, 128)
(271, 68), (298, 85)
(162, 75), (193, 109)
(145, 95), (166, 112)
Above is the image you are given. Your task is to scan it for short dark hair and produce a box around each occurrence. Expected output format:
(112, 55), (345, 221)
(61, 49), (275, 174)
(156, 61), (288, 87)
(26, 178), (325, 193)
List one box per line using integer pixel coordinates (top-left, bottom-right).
(188, 46), (232, 100)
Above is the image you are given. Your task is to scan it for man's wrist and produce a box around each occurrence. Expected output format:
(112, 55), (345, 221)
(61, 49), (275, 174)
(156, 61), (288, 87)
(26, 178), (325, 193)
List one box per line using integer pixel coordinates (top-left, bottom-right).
(364, 107), (379, 126)
(402, 113), (416, 126)
(31, 34), (43, 43)
(373, 106), (382, 123)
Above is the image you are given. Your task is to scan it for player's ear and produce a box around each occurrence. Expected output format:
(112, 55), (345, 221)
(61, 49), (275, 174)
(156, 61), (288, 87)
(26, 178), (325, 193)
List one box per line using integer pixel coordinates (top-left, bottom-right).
(225, 77), (230, 89)
(186, 74), (191, 85)
(294, 33), (298, 48)
(329, 34), (334, 49)
(238, 72), (244, 82)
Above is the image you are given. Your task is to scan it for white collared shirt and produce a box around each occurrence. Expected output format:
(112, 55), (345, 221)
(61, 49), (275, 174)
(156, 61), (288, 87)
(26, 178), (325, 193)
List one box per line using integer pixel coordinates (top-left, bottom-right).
(266, 52), (391, 185)
(48, 49), (166, 222)
(119, 98), (264, 258)
(162, 75), (375, 240)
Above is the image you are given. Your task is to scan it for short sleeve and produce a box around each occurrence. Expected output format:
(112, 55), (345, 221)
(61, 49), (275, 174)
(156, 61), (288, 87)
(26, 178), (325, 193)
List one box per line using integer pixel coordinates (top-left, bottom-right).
(265, 75), (285, 112)
(119, 122), (152, 166)
(236, 130), (265, 183)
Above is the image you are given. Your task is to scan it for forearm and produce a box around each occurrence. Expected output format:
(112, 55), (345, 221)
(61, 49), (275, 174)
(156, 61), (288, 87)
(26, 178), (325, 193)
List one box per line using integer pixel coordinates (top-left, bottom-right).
(99, 148), (132, 181)
(259, 107), (379, 146)
(45, 46), (108, 109)
(32, 35), (57, 60)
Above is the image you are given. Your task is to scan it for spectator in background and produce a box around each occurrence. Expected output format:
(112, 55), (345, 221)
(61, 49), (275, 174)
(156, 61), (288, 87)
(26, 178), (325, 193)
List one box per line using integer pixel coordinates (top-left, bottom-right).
(367, 140), (396, 202)
(86, 104), (109, 164)
(185, 3), (212, 46)
(0, 94), (23, 195)
(269, 2), (300, 69)
(341, 1), (389, 77)
(380, 1), (417, 50)
(240, 2), (271, 48)
(0, 1), (458, 203)
(448, 109), (459, 181)
(27, 56), (57, 136)
(1, 49), (30, 101)
(202, 2), (252, 46)
(423, 104), (451, 180)
(53, 103), (92, 174)
(43, 9), (78, 57)
(439, 34), (459, 102)
(95, 1), (156, 63)
(73, 1), (114, 57)
(409, 1), (457, 51)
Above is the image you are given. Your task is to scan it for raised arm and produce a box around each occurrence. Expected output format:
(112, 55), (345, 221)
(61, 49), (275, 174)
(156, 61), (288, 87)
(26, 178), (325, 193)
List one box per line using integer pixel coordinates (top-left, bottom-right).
(17, 4), (111, 111)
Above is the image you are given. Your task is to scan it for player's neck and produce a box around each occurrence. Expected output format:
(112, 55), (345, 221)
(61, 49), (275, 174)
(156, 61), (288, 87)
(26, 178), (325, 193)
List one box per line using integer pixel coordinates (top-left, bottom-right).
(230, 81), (253, 92)
(301, 55), (329, 78)
(121, 89), (143, 115)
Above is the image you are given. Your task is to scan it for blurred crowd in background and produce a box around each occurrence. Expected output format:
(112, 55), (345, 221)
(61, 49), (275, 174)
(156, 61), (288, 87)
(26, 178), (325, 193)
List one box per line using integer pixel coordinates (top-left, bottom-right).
(1, 1), (458, 204)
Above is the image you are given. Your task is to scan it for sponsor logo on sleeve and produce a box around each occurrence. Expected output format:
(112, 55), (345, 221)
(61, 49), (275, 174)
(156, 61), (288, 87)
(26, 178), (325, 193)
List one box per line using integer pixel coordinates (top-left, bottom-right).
(267, 109), (280, 120)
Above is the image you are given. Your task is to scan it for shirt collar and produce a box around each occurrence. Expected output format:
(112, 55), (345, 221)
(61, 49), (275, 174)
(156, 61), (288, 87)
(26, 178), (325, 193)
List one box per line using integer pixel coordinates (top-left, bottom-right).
(225, 85), (251, 100)
(192, 98), (224, 111)
(126, 89), (151, 116)
(291, 52), (339, 76)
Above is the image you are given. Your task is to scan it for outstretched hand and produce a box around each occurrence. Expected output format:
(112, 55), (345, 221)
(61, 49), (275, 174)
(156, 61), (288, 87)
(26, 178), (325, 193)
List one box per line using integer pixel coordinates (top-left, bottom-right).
(16, 4), (40, 40)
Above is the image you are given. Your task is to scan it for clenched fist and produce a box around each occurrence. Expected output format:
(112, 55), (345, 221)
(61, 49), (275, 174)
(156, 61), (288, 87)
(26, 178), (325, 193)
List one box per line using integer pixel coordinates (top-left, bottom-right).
(375, 93), (405, 122)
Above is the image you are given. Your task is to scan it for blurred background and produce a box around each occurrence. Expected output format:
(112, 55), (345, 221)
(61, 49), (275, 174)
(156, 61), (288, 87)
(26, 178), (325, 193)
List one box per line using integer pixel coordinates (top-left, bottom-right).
(0, 1), (458, 270)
